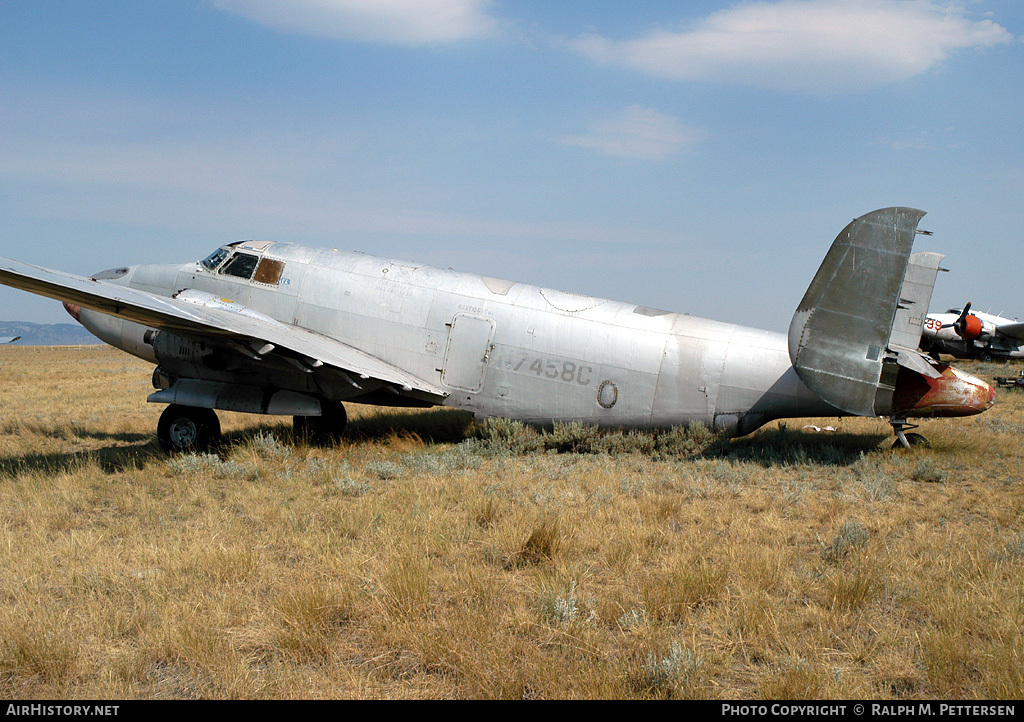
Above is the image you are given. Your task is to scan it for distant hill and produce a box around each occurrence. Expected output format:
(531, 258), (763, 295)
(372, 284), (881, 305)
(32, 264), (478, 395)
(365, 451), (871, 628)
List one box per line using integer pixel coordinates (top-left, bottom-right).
(0, 321), (101, 346)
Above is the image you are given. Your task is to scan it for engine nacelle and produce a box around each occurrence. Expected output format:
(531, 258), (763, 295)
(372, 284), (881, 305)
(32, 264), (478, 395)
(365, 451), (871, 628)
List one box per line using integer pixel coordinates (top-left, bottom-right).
(148, 329), (202, 365)
(67, 305), (158, 364)
(960, 313), (984, 341)
(148, 378), (322, 416)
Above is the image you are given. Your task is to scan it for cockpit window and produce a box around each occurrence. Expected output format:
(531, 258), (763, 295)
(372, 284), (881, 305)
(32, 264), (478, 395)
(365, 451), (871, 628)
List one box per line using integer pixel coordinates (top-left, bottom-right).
(201, 247), (231, 271)
(219, 252), (260, 280)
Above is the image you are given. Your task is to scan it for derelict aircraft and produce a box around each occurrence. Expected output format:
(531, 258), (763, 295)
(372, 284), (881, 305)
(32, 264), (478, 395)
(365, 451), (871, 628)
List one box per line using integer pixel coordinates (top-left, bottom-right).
(921, 304), (1024, 361)
(0, 207), (995, 452)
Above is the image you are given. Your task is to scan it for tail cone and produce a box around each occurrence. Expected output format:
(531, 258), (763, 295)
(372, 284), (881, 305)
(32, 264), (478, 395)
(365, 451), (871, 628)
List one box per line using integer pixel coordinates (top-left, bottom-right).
(892, 364), (995, 418)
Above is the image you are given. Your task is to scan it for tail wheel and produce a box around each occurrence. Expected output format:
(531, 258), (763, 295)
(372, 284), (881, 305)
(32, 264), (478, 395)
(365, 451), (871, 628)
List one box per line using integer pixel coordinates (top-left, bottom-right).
(892, 432), (930, 449)
(158, 404), (221, 453)
(294, 401), (347, 445)
(890, 418), (930, 450)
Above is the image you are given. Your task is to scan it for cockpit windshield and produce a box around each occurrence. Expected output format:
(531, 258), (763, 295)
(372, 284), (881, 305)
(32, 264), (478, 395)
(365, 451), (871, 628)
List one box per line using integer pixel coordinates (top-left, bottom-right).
(201, 247), (231, 271)
(199, 243), (282, 285)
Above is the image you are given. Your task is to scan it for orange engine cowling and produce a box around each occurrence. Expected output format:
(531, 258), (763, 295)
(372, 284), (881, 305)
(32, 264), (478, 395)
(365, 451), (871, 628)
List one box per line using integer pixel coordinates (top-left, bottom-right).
(960, 313), (984, 341)
(891, 364), (995, 418)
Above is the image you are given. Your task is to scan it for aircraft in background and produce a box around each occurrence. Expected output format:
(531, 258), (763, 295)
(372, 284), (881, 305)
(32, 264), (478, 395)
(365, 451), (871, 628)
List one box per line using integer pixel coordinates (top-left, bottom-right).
(921, 304), (1024, 360)
(0, 337), (19, 344)
(0, 207), (995, 451)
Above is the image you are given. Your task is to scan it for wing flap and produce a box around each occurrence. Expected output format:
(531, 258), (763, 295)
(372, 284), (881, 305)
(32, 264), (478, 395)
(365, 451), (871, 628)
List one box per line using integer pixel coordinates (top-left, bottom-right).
(887, 343), (943, 379)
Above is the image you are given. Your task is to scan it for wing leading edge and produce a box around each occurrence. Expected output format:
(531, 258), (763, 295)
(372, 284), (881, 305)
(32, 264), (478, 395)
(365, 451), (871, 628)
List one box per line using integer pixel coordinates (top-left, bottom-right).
(994, 321), (1024, 343)
(0, 257), (447, 403)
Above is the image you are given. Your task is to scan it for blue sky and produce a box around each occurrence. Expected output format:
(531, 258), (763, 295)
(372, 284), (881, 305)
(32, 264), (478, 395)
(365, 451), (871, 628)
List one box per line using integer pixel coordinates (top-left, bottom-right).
(1, 1), (1021, 331)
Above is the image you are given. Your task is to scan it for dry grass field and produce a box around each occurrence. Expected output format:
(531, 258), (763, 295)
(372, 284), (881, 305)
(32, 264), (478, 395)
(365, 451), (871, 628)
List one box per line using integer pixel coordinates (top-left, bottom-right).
(0, 344), (1022, 699)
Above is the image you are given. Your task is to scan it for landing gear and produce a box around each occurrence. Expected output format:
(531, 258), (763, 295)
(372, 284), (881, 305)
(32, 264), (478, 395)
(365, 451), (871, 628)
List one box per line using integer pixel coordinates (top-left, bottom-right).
(158, 404), (222, 453)
(890, 418), (930, 449)
(294, 401), (348, 445)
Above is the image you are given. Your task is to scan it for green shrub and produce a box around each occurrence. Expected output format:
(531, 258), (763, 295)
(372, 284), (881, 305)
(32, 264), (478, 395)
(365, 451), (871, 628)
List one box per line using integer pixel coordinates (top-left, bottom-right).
(820, 520), (870, 565)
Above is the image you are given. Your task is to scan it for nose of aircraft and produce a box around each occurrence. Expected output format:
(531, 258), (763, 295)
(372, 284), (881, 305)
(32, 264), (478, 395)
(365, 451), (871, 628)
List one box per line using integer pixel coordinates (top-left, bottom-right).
(64, 264), (138, 324)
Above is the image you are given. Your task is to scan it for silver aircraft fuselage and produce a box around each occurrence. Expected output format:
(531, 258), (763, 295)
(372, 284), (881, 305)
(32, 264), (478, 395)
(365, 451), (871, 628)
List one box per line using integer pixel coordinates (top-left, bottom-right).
(76, 241), (837, 436)
(4, 208), (996, 451)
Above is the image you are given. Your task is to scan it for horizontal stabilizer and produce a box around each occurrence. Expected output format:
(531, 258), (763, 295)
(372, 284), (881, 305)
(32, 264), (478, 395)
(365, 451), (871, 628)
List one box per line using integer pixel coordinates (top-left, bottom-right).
(888, 343), (943, 379)
(788, 207), (926, 417)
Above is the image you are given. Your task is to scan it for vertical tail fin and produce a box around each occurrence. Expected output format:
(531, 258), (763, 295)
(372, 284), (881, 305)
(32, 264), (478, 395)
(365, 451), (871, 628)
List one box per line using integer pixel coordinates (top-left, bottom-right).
(787, 207), (927, 417)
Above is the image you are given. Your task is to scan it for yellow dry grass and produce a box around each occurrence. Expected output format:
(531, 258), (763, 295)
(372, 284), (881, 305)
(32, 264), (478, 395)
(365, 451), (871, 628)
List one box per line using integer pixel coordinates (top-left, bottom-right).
(0, 344), (1022, 699)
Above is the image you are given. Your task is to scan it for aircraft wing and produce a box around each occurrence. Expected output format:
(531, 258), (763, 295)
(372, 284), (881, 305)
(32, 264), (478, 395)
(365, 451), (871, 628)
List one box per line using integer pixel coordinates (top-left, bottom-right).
(0, 257), (447, 401)
(0, 336), (20, 344)
(995, 321), (1024, 343)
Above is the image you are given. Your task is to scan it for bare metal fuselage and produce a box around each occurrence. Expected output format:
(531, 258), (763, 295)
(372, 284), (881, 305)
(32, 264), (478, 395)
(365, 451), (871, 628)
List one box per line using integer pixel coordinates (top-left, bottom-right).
(4, 207), (995, 451)
(80, 242), (837, 436)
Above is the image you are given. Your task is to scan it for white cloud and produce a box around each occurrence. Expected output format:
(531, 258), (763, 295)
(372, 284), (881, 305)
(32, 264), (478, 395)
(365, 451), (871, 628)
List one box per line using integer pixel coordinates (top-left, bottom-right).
(213, 0), (500, 45)
(571, 0), (1014, 93)
(559, 106), (702, 160)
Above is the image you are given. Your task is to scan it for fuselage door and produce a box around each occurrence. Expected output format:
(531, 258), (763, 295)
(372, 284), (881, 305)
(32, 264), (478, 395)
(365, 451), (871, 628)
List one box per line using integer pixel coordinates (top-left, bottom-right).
(441, 314), (496, 392)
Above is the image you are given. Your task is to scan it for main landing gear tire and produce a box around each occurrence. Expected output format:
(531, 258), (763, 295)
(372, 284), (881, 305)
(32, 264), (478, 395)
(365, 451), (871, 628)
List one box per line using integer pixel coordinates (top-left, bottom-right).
(158, 404), (222, 454)
(294, 401), (348, 446)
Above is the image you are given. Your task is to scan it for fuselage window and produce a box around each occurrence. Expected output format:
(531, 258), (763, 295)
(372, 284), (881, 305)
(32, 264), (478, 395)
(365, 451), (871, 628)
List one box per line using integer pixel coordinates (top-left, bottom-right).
(253, 258), (285, 285)
(201, 247), (231, 271)
(220, 252), (260, 280)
